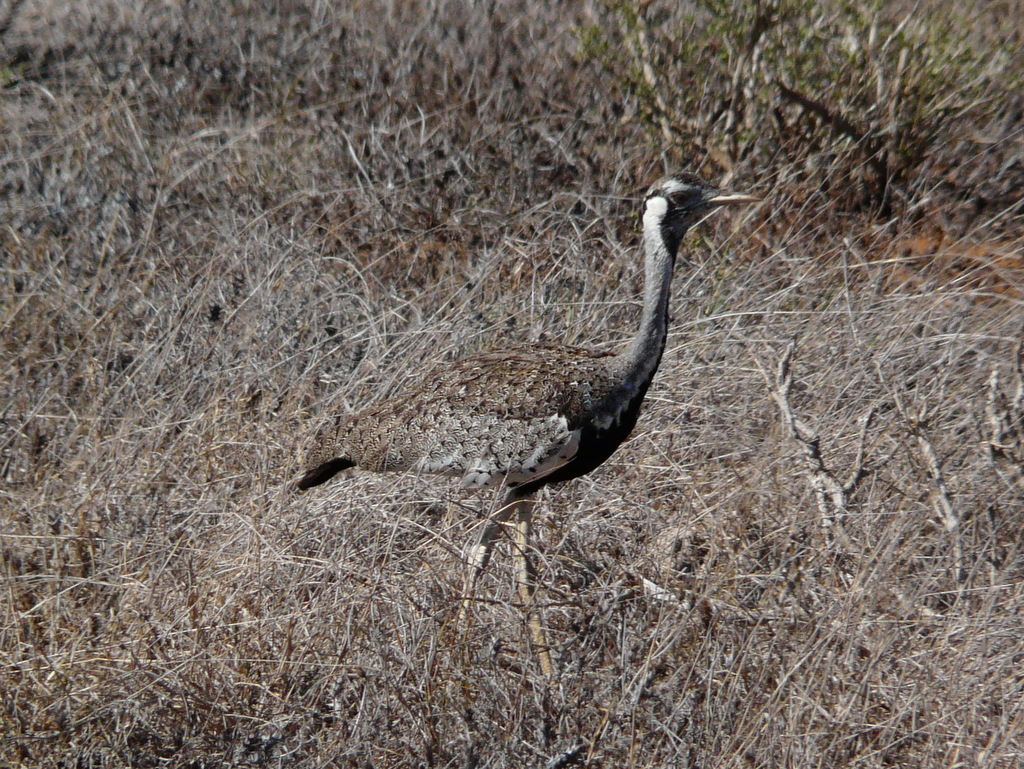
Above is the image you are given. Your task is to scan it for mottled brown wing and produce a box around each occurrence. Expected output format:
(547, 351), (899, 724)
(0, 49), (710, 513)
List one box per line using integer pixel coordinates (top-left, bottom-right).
(300, 343), (621, 489)
(419, 343), (618, 426)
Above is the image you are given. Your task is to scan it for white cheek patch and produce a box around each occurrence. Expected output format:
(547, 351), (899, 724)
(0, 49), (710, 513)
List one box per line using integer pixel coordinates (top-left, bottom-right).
(643, 196), (668, 228)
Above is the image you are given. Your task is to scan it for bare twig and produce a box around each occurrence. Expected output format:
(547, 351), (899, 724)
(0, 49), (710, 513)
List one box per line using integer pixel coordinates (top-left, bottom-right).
(984, 331), (1024, 492)
(777, 81), (871, 146)
(887, 380), (965, 583)
(762, 340), (877, 546)
(777, 80), (889, 189)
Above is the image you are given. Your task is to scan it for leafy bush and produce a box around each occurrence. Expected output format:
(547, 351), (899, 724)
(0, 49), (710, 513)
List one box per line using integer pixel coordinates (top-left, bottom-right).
(580, 0), (1020, 214)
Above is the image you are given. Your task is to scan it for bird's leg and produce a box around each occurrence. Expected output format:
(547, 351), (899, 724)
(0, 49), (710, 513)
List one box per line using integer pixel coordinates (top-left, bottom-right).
(458, 492), (519, 623)
(512, 497), (554, 677)
(458, 490), (554, 676)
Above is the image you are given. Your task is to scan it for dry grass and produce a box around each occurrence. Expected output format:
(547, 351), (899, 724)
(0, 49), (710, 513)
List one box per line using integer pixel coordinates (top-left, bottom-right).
(2, 1), (1023, 766)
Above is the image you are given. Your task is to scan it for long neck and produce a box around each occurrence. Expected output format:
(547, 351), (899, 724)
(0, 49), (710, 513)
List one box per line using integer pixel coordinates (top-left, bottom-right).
(618, 214), (679, 386)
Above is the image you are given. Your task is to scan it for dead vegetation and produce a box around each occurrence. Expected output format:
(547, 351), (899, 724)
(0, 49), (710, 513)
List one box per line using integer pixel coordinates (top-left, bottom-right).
(2, 0), (1023, 766)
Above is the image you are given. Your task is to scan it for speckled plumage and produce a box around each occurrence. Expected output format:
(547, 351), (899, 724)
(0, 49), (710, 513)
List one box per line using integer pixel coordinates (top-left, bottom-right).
(299, 343), (628, 492)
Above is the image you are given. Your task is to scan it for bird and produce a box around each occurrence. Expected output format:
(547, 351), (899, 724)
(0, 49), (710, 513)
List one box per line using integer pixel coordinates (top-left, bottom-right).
(296, 173), (756, 676)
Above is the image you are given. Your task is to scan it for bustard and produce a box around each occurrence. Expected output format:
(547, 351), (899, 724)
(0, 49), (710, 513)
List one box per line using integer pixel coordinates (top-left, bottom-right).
(297, 173), (756, 676)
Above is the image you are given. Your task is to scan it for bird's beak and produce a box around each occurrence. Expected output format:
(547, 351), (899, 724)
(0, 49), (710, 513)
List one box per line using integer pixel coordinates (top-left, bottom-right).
(708, 192), (759, 207)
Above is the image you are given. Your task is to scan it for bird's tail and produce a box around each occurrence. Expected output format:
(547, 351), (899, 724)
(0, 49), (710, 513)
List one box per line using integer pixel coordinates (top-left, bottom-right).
(296, 457), (355, 490)
(295, 413), (357, 490)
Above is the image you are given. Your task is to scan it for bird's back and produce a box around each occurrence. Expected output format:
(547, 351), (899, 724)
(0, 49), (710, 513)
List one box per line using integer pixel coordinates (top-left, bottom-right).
(298, 342), (651, 492)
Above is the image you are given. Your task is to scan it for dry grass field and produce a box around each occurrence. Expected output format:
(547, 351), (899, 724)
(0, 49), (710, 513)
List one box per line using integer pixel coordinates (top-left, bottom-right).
(2, 0), (1023, 766)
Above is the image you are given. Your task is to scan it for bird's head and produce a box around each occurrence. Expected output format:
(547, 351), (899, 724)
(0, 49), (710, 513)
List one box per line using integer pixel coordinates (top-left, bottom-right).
(642, 173), (757, 255)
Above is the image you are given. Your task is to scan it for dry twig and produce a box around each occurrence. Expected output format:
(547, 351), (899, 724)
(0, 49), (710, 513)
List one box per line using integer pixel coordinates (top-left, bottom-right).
(886, 369), (966, 583)
(984, 331), (1024, 493)
(761, 340), (879, 546)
